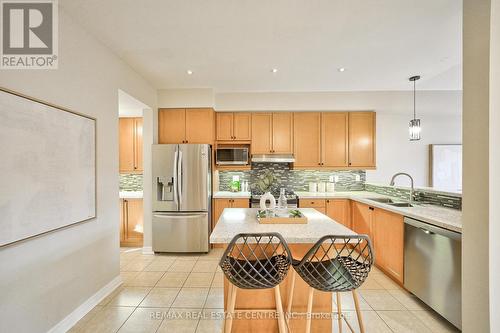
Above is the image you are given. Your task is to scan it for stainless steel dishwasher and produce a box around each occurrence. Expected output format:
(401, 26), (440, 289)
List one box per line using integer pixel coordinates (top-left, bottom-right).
(404, 217), (461, 329)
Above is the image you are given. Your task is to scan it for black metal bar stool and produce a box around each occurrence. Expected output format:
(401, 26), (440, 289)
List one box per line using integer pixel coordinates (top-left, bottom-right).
(286, 235), (374, 333)
(219, 232), (293, 333)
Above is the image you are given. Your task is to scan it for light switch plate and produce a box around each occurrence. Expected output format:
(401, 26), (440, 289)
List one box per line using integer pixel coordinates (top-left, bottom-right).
(355, 175), (361, 182)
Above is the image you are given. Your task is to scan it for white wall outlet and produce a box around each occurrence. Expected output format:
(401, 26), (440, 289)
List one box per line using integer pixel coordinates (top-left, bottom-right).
(329, 175), (334, 182)
(355, 174), (361, 182)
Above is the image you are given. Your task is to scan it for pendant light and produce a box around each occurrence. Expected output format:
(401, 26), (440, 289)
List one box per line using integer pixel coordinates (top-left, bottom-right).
(409, 75), (421, 141)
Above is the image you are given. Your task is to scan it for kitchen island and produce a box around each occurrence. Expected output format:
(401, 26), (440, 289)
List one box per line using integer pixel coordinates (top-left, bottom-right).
(210, 208), (356, 332)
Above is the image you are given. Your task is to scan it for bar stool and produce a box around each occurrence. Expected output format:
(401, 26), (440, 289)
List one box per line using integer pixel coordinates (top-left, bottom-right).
(219, 232), (293, 333)
(287, 235), (374, 333)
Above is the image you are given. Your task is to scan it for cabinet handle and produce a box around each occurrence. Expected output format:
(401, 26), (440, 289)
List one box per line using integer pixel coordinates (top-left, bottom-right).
(326, 200), (330, 203)
(369, 207), (374, 211)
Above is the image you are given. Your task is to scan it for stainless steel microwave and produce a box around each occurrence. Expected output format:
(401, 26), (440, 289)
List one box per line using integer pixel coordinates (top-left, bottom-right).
(216, 148), (249, 165)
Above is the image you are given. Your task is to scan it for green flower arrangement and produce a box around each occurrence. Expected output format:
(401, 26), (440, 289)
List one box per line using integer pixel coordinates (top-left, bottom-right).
(251, 170), (276, 193)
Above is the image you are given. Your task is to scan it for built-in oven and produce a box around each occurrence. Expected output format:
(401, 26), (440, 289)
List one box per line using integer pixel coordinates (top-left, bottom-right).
(216, 147), (249, 165)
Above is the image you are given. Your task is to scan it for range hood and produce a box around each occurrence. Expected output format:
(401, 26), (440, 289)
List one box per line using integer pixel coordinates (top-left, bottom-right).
(251, 154), (295, 163)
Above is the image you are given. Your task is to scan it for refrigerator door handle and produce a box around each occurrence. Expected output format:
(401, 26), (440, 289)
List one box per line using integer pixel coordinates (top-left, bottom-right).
(177, 150), (183, 206)
(153, 212), (208, 219)
(173, 148), (178, 206)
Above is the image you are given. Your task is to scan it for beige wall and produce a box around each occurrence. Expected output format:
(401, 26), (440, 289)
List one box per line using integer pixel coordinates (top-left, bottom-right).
(463, 0), (493, 331)
(0, 7), (156, 333)
(158, 88), (214, 108)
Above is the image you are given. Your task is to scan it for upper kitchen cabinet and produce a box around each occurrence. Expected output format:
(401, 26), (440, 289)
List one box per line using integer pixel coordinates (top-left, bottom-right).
(348, 111), (376, 168)
(119, 117), (143, 173)
(293, 112), (321, 167)
(158, 108), (214, 144)
(294, 111), (374, 169)
(251, 113), (272, 153)
(272, 112), (293, 153)
(216, 112), (251, 141)
(251, 112), (293, 154)
(322, 112), (349, 167)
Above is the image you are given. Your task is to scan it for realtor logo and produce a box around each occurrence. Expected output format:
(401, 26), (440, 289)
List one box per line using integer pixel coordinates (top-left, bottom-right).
(1, 0), (58, 69)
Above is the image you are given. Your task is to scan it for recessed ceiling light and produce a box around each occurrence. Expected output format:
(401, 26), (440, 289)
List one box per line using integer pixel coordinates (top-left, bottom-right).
(186, 70), (193, 75)
(271, 68), (278, 73)
(338, 67), (346, 72)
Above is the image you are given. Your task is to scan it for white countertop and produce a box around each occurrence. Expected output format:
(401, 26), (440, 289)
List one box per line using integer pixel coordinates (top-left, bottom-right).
(296, 191), (462, 233)
(119, 191), (143, 199)
(213, 191), (252, 199)
(210, 208), (356, 244)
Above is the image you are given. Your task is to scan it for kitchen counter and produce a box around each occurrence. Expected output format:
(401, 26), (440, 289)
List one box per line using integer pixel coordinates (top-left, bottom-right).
(210, 208), (355, 243)
(119, 191), (143, 199)
(295, 191), (462, 233)
(213, 191), (251, 199)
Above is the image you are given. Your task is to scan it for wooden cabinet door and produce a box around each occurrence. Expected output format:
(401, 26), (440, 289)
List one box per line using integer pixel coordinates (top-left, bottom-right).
(213, 199), (231, 228)
(134, 118), (143, 172)
(373, 208), (404, 283)
(216, 112), (233, 141)
(121, 199), (143, 246)
(119, 118), (135, 172)
(326, 199), (351, 228)
(233, 113), (252, 140)
(349, 112), (376, 167)
(293, 113), (321, 167)
(231, 198), (250, 208)
(185, 108), (214, 143)
(322, 113), (348, 167)
(251, 113), (273, 154)
(159, 108), (186, 143)
(351, 201), (372, 238)
(272, 112), (293, 153)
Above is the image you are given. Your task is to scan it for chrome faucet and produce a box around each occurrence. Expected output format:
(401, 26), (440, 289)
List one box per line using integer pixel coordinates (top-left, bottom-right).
(389, 173), (415, 204)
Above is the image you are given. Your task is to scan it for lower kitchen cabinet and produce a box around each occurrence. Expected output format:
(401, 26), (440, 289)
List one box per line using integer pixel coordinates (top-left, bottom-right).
(299, 199), (326, 214)
(351, 201), (373, 238)
(325, 199), (351, 228)
(351, 201), (404, 284)
(212, 198), (250, 228)
(120, 198), (144, 247)
(372, 208), (404, 283)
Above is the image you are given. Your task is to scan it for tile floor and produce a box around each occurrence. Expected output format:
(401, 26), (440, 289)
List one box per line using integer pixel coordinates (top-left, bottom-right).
(69, 247), (459, 333)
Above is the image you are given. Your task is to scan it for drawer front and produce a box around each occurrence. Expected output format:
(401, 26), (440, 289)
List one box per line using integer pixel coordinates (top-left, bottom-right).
(300, 199), (326, 208)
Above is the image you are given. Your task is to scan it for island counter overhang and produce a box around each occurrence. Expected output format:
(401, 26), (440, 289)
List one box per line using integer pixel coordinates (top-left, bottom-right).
(210, 208), (358, 332)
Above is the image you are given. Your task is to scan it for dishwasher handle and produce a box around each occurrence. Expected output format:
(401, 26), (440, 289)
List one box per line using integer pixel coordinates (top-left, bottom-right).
(404, 217), (461, 240)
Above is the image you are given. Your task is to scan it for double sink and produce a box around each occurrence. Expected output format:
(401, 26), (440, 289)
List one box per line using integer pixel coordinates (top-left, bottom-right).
(366, 197), (414, 207)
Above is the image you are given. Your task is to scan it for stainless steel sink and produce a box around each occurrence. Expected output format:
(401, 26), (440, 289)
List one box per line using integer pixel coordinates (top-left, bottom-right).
(388, 202), (413, 207)
(366, 198), (395, 203)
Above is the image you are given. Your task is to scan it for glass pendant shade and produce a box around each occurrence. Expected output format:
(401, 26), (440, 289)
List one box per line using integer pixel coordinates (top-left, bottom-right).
(409, 75), (421, 141)
(409, 118), (421, 141)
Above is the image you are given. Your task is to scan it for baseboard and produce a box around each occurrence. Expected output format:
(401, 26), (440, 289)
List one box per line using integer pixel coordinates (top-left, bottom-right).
(47, 275), (122, 333)
(142, 246), (154, 255)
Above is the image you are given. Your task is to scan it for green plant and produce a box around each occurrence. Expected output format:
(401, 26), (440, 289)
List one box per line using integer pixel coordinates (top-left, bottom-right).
(251, 170), (275, 193)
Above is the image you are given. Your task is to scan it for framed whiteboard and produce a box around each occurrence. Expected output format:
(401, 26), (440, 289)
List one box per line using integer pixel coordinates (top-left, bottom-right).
(0, 88), (96, 247)
(429, 144), (462, 191)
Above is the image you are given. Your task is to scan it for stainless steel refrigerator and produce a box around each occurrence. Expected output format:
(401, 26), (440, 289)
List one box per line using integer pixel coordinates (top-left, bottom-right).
(152, 144), (211, 253)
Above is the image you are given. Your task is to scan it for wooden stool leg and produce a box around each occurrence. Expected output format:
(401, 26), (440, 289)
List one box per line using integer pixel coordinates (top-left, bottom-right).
(352, 289), (365, 333)
(274, 285), (287, 333)
(305, 286), (314, 333)
(336, 292), (343, 333)
(286, 270), (296, 323)
(225, 284), (237, 333)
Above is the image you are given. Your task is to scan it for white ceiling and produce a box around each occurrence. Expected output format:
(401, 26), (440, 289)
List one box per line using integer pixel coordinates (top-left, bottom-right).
(61, 0), (462, 92)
